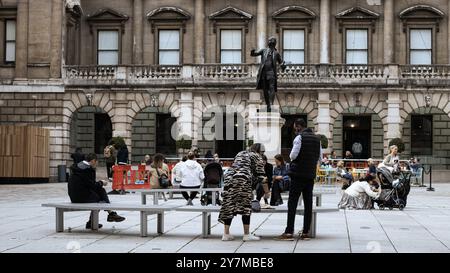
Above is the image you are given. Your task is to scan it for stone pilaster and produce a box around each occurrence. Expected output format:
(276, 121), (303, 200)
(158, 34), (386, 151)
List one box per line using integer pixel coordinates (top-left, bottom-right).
(256, 0), (267, 51)
(316, 91), (332, 139)
(133, 0), (144, 64)
(319, 0), (330, 63)
(50, 0), (63, 78)
(386, 92), (402, 143)
(194, 0), (205, 64)
(177, 92), (194, 142)
(384, 0), (395, 64)
(15, 0), (29, 79)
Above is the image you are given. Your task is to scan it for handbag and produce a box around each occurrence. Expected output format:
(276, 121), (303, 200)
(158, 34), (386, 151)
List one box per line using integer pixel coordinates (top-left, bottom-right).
(251, 200), (261, 212)
(156, 167), (170, 188)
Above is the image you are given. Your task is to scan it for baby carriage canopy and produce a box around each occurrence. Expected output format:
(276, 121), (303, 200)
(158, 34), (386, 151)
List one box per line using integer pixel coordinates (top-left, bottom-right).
(203, 162), (223, 186)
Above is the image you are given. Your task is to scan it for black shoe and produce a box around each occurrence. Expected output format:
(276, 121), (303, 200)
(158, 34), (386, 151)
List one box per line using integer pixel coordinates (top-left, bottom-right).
(107, 212), (126, 222)
(86, 221), (103, 229)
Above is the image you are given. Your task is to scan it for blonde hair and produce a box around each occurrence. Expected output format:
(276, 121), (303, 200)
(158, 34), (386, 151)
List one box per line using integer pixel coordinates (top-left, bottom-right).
(367, 158), (374, 165)
(389, 145), (398, 153)
(337, 160), (345, 168)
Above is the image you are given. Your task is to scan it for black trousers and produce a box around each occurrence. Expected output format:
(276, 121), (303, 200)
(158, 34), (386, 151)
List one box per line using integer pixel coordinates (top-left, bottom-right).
(180, 185), (200, 201)
(106, 162), (114, 179)
(270, 180), (283, 206)
(223, 215), (250, 226)
(285, 177), (314, 234)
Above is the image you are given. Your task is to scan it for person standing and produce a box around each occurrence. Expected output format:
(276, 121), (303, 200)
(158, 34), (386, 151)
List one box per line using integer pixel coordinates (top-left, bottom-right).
(276, 119), (322, 241)
(219, 143), (266, 241)
(179, 152), (204, 205)
(104, 142), (116, 181)
(352, 140), (363, 159)
(68, 153), (125, 229)
(116, 144), (129, 165)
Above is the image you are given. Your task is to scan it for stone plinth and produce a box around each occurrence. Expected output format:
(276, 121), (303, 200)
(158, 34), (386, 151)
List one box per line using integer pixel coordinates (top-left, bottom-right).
(248, 111), (285, 161)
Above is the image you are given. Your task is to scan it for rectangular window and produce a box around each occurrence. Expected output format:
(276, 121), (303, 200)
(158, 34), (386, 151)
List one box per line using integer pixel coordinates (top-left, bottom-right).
(346, 29), (368, 64)
(410, 29), (432, 65)
(220, 30), (242, 64)
(411, 115), (433, 156)
(159, 30), (180, 65)
(283, 30), (305, 64)
(97, 30), (119, 65)
(5, 20), (16, 63)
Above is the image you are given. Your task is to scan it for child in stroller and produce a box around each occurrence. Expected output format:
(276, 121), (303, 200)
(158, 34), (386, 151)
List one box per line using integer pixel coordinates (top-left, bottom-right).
(375, 162), (411, 210)
(200, 162), (224, 206)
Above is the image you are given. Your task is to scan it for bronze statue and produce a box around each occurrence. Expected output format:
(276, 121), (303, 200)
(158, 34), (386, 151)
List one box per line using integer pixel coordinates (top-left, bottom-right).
(251, 37), (286, 112)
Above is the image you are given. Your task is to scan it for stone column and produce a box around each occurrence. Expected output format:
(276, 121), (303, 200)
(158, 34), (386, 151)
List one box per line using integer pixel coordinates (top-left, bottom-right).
(178, 92), (194, 141)
(248, 112), (285, 162)
(15, 0), (29, 79)
(112, 93), (132, 151)
(316, 92), (332, 141)
(133, 0), (144, 64)
(448, 0), (450, 63)
(256, 0), (267, 51)
(50, 0), (63, 78)
(386, 92), (402, 143)
(384, 0), (395, 64)
(194, 0), (205, 64)
(320, 0), (331, 63)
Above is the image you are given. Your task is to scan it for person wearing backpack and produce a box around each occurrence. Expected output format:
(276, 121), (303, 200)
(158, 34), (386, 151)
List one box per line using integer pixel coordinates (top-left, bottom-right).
(104, 141), (116, 181)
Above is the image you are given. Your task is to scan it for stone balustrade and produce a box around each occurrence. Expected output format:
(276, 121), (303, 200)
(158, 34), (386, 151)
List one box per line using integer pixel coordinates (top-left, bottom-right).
(62, 63), (450, 87)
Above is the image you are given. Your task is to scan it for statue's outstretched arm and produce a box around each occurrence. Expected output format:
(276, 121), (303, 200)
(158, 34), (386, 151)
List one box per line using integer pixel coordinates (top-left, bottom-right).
(251, 49), (263, 57)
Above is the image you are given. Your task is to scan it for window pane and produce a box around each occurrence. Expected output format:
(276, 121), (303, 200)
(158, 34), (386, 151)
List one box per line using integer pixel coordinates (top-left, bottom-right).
(98, 31), (119, 50)
(6, 42), (15, 62)
(283, 30), (304, 50)
(159, 30), (180, 50)
(98, 51), (118, 65)
(284, 50), (304, 64)
(346, 50), (368, 64)
(6, 20), (16, 41)
(221, 50), (241, 64)
(411, 115), (432, 155)
(410, 29), (432, 49)
(410, 50), (432, 65)
(221, 30), (241, 50)
(346, 29), (368, 50)
(159, 51), (180, 65)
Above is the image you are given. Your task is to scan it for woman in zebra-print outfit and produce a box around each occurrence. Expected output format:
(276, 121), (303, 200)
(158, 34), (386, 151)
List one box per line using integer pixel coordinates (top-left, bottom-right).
(218, 143), (266, 241)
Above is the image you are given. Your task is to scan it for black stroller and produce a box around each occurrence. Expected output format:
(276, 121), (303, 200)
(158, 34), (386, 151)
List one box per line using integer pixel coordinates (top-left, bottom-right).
(200, 162), (223, 206)
(376, 165), (411, 210)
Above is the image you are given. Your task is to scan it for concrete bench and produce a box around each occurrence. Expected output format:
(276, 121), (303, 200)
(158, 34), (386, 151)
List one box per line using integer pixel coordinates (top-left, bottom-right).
(175, 206), (339, 239)
(42, 203), (179, 237)
(139, 188), (223, 205)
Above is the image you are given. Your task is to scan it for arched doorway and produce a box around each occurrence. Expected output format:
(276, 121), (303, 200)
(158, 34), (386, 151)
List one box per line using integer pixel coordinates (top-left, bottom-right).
(69, 106), (112, 163)
(131, 107), (177, 163)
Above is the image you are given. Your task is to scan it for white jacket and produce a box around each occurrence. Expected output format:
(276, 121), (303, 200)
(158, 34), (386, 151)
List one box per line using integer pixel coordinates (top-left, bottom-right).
(171, 161), (185, 183)
(345, 181), (380, 199)
(180, 160), (204, 187)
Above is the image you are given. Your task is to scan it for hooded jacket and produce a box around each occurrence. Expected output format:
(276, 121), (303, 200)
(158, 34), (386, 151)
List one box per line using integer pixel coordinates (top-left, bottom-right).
(68, 161), (104, 203)
(180, 159), (204, 187)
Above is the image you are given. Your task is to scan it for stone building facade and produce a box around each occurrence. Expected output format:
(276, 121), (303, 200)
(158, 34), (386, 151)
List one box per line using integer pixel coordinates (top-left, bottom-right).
(2, 0), (450, 179)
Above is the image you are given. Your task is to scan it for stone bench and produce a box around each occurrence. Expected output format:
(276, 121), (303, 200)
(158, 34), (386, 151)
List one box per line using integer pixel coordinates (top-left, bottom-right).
(42, 203), (179, 237)
(138, 188), (223, 205)
(175, 206), (339, 239)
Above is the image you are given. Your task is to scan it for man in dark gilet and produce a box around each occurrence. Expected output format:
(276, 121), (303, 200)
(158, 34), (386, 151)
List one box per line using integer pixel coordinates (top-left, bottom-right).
(251, 37), (286, 112)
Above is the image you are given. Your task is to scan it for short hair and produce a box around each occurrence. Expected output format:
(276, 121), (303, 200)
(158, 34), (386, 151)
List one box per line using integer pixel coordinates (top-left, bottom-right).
(274, 154), (285, 165)
(181, 156), (188, 162)
(75, 147), (83, 153)
(187, 152), (195, 160)
(86, 153), (97, 162)
(294, 118), (307, 128)
(367, 158), (374, 164)
(261, 154), (268, 161)
(337, 160), (345, 168)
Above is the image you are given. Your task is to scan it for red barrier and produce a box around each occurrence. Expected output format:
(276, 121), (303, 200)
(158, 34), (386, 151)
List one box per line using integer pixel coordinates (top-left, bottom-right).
(112, 164), (151, 190)
(111, 165), (129, 191)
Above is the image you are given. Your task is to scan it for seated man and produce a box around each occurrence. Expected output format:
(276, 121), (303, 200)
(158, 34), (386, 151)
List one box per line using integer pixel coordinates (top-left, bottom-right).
(68, 153), (125, 229)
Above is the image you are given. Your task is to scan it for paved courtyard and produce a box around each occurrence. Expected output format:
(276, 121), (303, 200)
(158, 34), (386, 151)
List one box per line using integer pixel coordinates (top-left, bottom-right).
(1, 179), (450, 253)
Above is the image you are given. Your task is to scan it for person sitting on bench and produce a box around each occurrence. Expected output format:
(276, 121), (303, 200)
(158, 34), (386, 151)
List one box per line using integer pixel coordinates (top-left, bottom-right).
(68, 153), (126, 229)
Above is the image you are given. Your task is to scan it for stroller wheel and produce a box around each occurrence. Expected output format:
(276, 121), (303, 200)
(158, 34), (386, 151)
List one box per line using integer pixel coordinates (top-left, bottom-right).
(389, 206), (393, 210)
(399, 204), (405, 211)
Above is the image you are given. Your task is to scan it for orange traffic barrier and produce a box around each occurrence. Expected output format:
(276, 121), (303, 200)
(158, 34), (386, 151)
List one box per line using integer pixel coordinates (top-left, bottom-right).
(123, 164), (151, 190)
(111, 164), (130, 191)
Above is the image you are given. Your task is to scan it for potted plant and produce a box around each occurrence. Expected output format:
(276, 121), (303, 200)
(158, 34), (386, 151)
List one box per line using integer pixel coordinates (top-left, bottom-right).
(176, 135), (192, 155)
(318, 134), (329, 149)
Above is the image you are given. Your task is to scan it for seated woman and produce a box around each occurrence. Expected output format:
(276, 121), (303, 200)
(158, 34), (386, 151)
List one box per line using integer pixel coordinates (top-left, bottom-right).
(381, 145), (400, 173)
(336, 160), (353, 190)
(338, 175), (380, 210)
(270, 154), (290, 206)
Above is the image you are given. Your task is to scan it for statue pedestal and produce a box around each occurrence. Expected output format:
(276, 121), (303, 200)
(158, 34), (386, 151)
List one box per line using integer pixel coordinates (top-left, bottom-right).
(248, 110), (285, 162)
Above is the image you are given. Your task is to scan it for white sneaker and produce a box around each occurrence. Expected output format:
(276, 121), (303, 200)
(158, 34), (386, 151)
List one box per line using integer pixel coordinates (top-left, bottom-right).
(261, 204), (273, 209)
(243, 234), (260, 241)
(222, 234), (235, 241)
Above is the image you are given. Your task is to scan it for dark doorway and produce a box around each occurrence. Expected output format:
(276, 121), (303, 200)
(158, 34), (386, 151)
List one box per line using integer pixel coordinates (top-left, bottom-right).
(216, 112), (244, 159)
(94, 113), (112, 154)
(343, 115), (371, 159)
(156, 114), (177, 156)
(281, 114), (307, 162)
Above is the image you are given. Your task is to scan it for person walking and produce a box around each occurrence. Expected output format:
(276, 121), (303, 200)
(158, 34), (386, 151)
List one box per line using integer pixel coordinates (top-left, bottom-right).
(270, 154), (290, 206)
(68, 153), (125, 229)
(276, 119), (322, 241)
(218, 143), (266, 241)
(103, 141), (116, 181)
(179, 152), (204, 205)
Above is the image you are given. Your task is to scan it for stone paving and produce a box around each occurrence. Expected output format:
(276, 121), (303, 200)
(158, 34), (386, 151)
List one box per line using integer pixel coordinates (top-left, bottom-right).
(1, 180), (450, 253)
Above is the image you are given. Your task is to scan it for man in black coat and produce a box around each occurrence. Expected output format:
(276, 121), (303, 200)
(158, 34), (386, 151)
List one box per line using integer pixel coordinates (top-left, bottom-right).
(68, 153), (125, 229)
(250, 37), (286, 112)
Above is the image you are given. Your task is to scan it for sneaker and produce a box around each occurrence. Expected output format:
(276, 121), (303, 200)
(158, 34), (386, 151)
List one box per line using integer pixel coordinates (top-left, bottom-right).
(261, 204), (273, 209)
(221, 234), (235, 241)
(107, 212), (126, 222)
(86, 221), (103, 229)
(243, 234), (260, 241)
(298, 231), (311, 240)
(274, 233), (294, 241)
